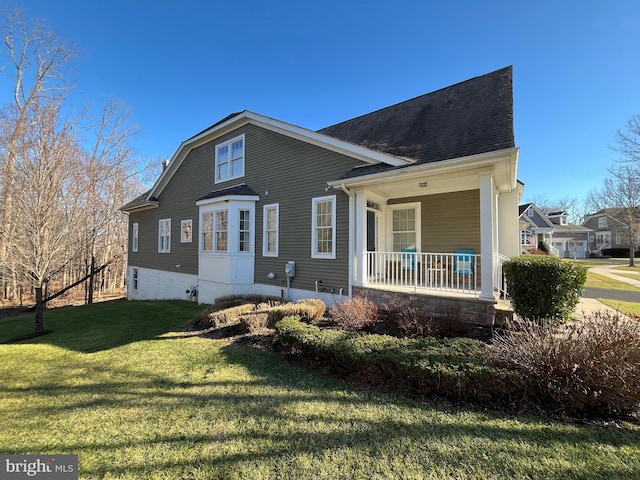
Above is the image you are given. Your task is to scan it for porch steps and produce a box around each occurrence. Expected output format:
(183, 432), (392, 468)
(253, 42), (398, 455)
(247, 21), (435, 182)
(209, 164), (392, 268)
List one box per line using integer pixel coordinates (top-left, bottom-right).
(494, 299), (514, 326)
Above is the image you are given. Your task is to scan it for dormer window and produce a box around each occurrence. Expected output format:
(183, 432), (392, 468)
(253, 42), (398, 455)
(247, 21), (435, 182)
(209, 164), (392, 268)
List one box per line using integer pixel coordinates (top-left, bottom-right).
(560, 216), (567, 225)
(215, 134), (245, 183)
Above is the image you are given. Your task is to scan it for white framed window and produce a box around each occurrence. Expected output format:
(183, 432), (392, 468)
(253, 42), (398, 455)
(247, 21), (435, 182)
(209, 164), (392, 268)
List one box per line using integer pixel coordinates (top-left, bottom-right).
(389, 203), (421, 252)
(615, 231), (622, 244)
(158, 219), (171, 253)
(527, 209), (534, 217)
(201, 212), (213, 251)
(312, 195), (336, 259)
(263, 204), (279, 256)
(215, 210), (228, 251)
(181, 219), (192, 243)
(201, 209), (228, 252)
(132, 223), (139, 252)
(215, 134), (245, 183)
(199, 200), (256, 254)
(132, 268), (138, 290)
(598, 217), (607, 228)
(239, 210), (250, 252)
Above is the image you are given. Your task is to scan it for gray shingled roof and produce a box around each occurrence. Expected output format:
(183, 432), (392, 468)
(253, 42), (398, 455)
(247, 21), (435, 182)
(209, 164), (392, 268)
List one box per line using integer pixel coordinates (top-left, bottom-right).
(197, 184), (259, 202)
(318, 66), (514, 167)
(120, 190), (153, 211)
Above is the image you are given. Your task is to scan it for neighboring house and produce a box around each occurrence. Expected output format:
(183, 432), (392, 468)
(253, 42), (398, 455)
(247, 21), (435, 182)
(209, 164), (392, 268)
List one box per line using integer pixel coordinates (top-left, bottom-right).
(121, 66), (521, 324)
(519, 203), (554, 251)
(519, 204), (592, 258)
(546, 211), (591, 259)
(582, 208), (640, 254)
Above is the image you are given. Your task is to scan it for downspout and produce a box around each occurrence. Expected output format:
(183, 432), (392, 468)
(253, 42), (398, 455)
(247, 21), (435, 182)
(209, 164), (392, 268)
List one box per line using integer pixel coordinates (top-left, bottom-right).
(337, 182), (354, 298)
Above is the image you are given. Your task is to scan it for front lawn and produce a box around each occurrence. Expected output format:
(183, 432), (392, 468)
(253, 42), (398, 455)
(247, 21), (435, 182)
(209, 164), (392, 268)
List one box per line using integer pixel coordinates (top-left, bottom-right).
(1, 301), (639, 479)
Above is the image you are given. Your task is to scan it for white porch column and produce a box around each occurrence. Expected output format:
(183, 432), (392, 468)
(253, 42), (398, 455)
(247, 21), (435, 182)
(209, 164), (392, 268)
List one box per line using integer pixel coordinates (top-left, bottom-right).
(498, 188), (521, 258)
(353, 189), (367, 286)
(479, 173), (496, 301)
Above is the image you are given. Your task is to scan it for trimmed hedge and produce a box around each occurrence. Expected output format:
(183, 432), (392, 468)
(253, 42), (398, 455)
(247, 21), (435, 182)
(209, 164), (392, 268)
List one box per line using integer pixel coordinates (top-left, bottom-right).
(503, 255), (586, 321)
(275, 316), (522, 401)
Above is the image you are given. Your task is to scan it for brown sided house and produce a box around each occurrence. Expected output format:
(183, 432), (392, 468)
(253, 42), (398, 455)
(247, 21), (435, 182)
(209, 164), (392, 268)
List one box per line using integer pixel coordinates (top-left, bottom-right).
(121, 66), (522, 324)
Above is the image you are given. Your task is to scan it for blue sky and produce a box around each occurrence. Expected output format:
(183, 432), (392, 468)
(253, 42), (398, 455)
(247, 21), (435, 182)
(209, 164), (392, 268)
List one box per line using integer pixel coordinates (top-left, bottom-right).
(3, 0), (640, 204)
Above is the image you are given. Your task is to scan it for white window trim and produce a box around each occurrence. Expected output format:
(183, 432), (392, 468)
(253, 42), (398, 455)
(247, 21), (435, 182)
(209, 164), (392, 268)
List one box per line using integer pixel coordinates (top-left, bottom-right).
(181, 219), (193, 243)
(239, 209), (251, 252)
(158, 219), (171, 253)
(199, 199), (256, 255)
(215, 134), (245, 184)
(387, 202), (421, 252)
(311, 195), (336, 259)
(132, 223), (139, 252)
(263, 203), (279, 257)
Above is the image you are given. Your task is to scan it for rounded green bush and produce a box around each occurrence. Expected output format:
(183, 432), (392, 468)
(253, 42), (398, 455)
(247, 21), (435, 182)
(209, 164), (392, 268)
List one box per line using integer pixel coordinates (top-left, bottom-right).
(503, 255), (586, 322)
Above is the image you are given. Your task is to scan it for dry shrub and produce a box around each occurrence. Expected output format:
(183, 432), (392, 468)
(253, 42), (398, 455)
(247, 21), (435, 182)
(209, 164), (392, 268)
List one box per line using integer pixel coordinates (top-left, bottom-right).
(293, 298), (326, 322)
(239, 311), (271, 332)
(491, 311), (640, 416)
(328, 295), (379, 331)
(191, 295), (284, 330)
(239, 298), (327, 333)
(379, 293), (474, 339)
(214, 294), (284, 310)
(191, 303), (256, 330)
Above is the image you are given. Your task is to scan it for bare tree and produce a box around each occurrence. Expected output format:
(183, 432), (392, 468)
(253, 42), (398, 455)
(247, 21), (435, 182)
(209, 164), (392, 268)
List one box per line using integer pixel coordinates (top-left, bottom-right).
(11, 102), (88, 331)
(613, 114), (640, 165)
(586, 164), (640, 267)
(0, 10), (147, 335)
(0, 9), (75, 303)
(524, 194), (585, 224)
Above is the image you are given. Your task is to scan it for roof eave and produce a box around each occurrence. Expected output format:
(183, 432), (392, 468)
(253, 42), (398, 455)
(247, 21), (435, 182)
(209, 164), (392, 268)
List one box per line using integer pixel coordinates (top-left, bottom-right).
(148, 111), (414, 200)
(327, 147), (519, 192)
(120, 201), (159, 214)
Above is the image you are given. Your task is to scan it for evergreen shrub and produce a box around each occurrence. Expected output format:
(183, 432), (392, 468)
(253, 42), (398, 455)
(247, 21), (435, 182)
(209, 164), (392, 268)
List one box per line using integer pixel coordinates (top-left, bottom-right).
(275, 316), (522, 401)
(503, 255), (586, 321)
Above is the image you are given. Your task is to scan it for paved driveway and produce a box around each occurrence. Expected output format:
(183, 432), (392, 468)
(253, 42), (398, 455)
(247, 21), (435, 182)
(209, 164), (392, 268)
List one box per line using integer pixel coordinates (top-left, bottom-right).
(582, 287), (640, 302)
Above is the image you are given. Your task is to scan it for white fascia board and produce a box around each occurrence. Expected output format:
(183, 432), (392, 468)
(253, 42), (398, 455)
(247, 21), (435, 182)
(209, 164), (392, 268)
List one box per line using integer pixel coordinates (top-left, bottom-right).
(327, 147), (519, 191)
(148, 110), (413, 200)
(120, 201), (159, 213)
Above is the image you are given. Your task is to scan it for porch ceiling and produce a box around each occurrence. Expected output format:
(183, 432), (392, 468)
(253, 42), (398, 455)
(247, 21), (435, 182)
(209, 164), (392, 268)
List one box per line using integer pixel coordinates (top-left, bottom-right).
(362, 168), (481, 199)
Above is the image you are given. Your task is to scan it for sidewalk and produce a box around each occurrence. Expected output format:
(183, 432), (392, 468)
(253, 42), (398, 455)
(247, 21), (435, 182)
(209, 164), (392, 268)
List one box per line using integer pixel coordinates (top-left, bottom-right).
(574, 264), (640, 319)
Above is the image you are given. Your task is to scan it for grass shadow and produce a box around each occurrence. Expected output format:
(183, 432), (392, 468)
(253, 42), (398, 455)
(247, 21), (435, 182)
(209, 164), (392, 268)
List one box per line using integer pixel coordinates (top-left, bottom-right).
(0, 299), (207, 353)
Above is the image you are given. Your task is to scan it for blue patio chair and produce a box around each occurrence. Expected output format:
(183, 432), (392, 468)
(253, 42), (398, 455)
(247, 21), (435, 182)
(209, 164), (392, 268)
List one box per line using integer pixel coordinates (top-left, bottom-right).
(454, 249), (474, 275)
(401, 248), (416, 271)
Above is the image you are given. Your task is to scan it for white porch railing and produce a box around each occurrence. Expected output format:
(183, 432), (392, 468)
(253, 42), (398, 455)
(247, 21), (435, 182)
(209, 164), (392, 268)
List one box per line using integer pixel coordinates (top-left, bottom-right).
(495, 253), (509, 299)
(365, 251), (480, 297)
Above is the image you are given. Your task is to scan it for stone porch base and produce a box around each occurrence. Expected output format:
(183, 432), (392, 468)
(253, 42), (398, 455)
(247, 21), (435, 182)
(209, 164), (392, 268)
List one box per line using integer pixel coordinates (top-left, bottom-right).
(353, 286), (511, 326)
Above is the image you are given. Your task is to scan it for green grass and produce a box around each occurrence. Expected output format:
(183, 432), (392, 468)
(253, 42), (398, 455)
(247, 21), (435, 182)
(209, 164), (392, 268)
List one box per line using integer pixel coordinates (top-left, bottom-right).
(598, 299), (640, 317)
(1, 301), (640, 479)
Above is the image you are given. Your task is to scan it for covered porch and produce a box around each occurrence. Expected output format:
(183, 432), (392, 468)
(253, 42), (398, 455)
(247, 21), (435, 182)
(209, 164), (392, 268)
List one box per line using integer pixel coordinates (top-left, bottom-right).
(332, 149), (521, 312)
(364, 250), (509, 299)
